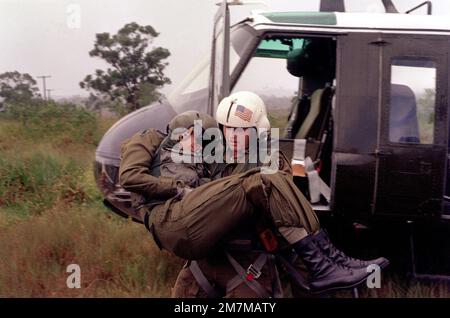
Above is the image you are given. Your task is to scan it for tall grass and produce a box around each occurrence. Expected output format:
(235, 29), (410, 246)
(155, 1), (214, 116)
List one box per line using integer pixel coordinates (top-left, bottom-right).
(0, 102), (114, 219)
(0, 152), (85, 217)
(2, 100), (101, 145)
(328, 273), (450, 298)
(0, 103), (183, 297)
(0, 201), (182, 297)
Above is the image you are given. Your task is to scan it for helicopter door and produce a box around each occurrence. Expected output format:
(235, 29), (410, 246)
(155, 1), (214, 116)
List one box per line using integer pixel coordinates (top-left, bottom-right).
(208, 0), (231, 116)
(374, 35), (448, 217)
(332, 33), (382, 220)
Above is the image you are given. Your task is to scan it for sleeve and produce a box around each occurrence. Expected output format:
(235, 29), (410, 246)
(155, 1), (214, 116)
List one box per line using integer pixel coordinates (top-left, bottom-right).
(119, 129), (181, 200)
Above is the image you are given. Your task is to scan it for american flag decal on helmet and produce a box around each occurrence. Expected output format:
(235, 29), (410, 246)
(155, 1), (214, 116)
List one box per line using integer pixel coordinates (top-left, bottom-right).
(234, 105), (253, 122)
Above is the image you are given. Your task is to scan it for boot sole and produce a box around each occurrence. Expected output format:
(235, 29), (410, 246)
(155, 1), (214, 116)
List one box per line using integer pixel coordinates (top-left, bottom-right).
(379, 259), (390, 269)
(309, 273), (371, 295)
(309, 261), (390, 294)
(310, 260), (390, 294)
(346, 259), (390, 270)
(357, 259), (390, 270)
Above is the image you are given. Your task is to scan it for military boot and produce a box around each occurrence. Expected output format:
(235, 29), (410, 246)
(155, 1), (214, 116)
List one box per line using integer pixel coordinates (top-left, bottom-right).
(293, 234), (370, 293)
(314, 230), (389, 269)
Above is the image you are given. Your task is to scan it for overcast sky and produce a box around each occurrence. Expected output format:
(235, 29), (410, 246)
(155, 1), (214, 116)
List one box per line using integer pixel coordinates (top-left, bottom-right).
(1, 0), (450, 98)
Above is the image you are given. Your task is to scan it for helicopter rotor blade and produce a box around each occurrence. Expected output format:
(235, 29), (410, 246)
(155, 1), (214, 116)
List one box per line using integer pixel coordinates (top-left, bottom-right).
(381, 0), (399, 13)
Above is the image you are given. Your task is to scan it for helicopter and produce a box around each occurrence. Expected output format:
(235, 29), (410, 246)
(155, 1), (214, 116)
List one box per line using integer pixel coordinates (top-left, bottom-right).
(94, 0), (450, 277)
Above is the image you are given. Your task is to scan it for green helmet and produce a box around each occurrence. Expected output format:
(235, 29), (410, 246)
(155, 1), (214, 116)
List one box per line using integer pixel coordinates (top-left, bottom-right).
(167, 110), (218, 138)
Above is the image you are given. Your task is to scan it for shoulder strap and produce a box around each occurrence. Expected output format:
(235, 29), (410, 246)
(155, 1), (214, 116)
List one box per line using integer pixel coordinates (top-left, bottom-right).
(225, 252), (271, 298)
(149, 134), (169, 177)
(189, 261), (222, 298)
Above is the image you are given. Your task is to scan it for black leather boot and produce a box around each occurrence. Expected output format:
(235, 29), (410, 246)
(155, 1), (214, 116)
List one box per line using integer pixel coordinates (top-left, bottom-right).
(314, 230), (390, 269)
(293, 234), (371, 293)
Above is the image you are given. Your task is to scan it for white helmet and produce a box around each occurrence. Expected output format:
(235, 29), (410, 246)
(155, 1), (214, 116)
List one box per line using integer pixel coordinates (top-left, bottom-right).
(216, 91), (270, 134)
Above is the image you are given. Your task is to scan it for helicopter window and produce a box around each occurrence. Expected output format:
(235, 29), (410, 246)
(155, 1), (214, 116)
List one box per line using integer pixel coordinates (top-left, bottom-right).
(255, 38), (307, 59)
(231, 36), (336, 133)
(168, 25), (254, 114)
(389, 58), (436, 144)
(229, 39), (241, 77)
(231, 55), (297, 130)
(179, 58), (210, 95)
(230, 24), (256, 63)
(166, 55), (210, 113)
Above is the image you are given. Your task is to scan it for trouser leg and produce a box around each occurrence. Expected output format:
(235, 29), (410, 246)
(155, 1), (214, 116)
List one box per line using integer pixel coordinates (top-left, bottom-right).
(149, 170), (320, 259)
(149, 173), (254, 259)
(241, 171), (320, 233)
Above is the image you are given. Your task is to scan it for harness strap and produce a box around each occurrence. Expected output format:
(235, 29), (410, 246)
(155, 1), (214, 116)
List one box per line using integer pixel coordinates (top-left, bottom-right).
(225, 254), (283, 298)
(189, 261), (221, 298)
(225, 252), (271, 298)
(143, 210), (151, 232)
(226, 275), (244, 294)
(189, 250), (286, 298)
(267, 254), (284, 298)
(149, 135), (170, 177)
(275, 253), (311, 291)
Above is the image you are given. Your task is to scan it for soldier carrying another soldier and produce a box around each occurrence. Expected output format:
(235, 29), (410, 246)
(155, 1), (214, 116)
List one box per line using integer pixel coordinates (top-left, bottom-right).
(119, 91), (389, 297)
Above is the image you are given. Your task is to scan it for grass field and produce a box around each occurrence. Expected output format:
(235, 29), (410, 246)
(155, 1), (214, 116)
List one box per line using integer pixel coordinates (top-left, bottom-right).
(0, 103), (448, 298)
(0, 107), (183, 297)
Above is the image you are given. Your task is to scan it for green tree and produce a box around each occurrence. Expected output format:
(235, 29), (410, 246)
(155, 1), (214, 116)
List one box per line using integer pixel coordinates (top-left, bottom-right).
(417, 88), (436, 124)
(80, 22), (171, 113)
(0, 71), (40, 103)
(85, 93), (128, 116)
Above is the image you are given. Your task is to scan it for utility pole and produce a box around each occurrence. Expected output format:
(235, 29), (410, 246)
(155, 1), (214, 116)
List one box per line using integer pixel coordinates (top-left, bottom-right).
(37, 75), (51, 100)
(46, 89), (54, 100)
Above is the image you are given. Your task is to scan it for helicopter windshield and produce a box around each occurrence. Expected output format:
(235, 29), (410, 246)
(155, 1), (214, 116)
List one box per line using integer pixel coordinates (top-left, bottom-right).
(231, 35), (336, 134)
(167, 24), (255, 114)
(255, 38), (307, 59)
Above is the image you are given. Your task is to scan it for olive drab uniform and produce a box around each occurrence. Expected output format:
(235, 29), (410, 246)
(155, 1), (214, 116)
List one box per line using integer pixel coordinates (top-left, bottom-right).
(170, 157), (313, 298)
(119, 129), (320, 260)
(119, 128), (321, 297)
(119, 129), (180, 213)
